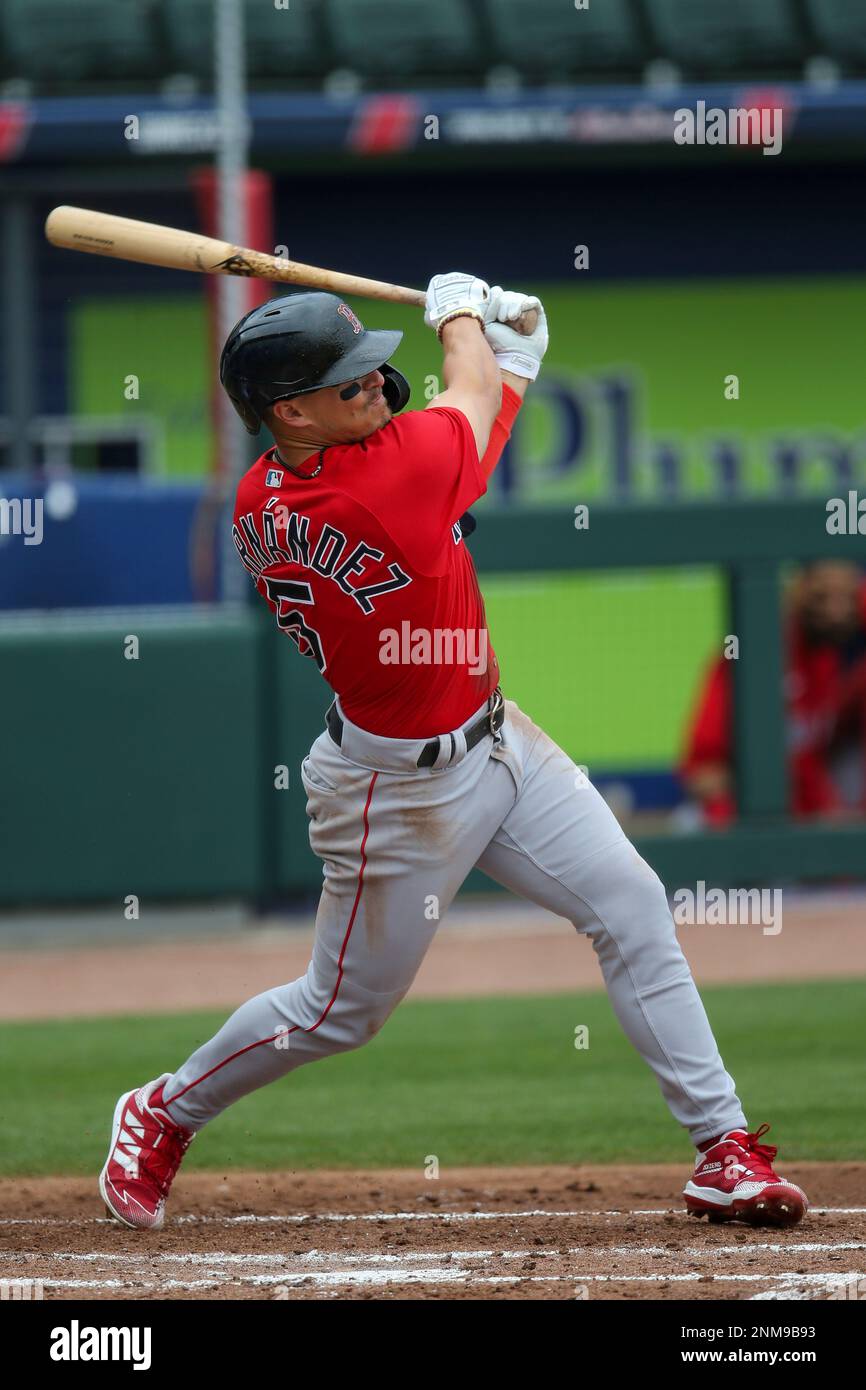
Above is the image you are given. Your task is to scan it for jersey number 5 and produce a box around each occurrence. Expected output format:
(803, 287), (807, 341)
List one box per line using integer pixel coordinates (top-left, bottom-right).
(262, 577), (327, 673)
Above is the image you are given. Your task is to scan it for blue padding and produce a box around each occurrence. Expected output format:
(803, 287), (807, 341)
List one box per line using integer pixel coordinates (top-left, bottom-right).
(0, 477), (223, 608)
(593, 769), (683, 810)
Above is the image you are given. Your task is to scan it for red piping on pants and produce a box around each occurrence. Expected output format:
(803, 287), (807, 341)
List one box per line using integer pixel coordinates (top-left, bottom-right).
(165, 771), (379, 1109)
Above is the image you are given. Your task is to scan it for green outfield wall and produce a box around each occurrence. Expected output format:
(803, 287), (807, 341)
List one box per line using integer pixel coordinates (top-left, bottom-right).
(2, 500), (864, 907)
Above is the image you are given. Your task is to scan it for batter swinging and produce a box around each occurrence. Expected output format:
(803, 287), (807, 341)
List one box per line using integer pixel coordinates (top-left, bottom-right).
(99, 274), (808, 1230)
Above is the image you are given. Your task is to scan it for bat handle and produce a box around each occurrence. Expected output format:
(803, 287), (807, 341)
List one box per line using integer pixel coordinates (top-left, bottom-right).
(513, 307), (539, 336)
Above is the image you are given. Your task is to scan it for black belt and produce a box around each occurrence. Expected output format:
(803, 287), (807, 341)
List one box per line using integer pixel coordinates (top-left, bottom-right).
(326, 687), (505, 769)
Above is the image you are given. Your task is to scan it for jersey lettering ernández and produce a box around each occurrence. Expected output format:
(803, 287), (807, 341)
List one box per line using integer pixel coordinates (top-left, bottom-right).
(232, 405), (499, 737)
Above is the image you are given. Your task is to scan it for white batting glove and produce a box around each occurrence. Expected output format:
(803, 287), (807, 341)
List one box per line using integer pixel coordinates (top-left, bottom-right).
(486, 286), (540, 325)
(425, 271), (491, 337)
(484, 296), (549, 381)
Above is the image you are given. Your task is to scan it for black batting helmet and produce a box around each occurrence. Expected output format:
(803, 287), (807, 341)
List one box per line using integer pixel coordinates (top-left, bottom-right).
(219, 290), (411, 435)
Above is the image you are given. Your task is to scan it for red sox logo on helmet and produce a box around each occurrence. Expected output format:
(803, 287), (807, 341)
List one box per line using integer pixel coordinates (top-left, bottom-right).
(337, 303), (363, 334)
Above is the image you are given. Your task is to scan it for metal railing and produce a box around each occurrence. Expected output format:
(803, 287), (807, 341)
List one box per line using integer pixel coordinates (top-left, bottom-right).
(0, 414), (163, 474)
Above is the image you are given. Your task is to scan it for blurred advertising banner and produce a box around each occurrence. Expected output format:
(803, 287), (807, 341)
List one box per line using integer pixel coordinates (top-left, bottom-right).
(402, 277), (866, 506)
(68, 275), (866, 504)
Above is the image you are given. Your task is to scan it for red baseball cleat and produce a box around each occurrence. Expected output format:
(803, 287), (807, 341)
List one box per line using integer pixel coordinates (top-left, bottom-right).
(98, 1074), (194, 1230)
(684, 1124), (807, 1227)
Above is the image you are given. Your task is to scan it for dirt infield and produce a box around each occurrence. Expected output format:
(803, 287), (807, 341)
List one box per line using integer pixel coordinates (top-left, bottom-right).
(2, 1166), (864, 1301)
(2, 893), (863, 1300)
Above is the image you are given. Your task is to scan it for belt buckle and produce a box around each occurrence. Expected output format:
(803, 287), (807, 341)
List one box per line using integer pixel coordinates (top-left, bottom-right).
(487, 686), (504, 735)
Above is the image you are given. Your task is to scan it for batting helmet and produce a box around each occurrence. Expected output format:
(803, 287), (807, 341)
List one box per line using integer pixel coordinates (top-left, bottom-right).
(219, 290), (411, 435)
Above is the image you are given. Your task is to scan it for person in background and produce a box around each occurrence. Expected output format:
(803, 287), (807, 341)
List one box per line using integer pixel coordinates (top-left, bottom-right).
(680, 562), (866, 826)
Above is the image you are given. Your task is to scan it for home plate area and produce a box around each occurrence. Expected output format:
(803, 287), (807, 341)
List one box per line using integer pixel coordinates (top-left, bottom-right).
(2, 1167), (864, 1302)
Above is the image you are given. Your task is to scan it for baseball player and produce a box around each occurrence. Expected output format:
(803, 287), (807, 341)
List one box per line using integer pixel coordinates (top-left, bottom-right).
(99, 275), (808, 1231)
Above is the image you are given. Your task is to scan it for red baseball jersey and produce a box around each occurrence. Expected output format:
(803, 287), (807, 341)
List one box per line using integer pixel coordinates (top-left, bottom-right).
(232, 405), (500, 737)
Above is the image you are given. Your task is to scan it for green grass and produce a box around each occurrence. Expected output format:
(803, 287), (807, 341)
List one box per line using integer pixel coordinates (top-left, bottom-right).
(2, 980), (863, 1177)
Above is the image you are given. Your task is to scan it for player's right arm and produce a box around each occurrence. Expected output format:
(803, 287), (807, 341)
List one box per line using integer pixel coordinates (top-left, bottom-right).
(423, 272), (501, 459)
(428, 316), (501, 459)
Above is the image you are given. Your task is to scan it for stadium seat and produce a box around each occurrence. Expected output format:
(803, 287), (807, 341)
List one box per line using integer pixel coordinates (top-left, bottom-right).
(643, 0), (806, 75)
(803, 0), (866, 68)
(1, 0), (162, 84)
(326, 0), (480, 80)
(163, 0), (328, 83)
(483, 0), (645, 78)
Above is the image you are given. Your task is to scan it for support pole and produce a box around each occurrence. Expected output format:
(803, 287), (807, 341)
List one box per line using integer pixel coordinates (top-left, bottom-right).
(215, 0), (250, 603)
(3, 197), (36, 474)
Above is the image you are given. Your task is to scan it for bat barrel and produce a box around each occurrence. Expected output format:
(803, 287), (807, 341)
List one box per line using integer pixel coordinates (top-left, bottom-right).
(44, 205), (426, 306)
(44, 206), (533, 331)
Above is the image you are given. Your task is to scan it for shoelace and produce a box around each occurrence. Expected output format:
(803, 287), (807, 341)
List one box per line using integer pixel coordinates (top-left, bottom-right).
(738, 1124), (779, 1178)
(147, 1125), (193, 1200)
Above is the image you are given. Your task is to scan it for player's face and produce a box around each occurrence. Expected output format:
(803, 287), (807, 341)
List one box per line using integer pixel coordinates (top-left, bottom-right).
(799, 563), (861, 644)
(276, 368), (392, 444)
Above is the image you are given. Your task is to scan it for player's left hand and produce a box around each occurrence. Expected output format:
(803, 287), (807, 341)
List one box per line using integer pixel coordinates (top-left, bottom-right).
(424, 272), (491, 335)
(484, 296), (549, 380)
(422, 271), (492, 336)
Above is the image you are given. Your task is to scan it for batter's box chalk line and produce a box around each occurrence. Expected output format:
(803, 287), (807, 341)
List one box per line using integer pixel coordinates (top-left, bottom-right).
(0, 1204), (863, 1228)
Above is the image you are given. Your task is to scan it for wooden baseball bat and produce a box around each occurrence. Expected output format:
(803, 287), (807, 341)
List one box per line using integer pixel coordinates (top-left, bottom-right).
(44, 205), (538, 333)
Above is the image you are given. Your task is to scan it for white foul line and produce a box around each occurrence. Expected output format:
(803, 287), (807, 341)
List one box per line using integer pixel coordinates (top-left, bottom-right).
(0, 1206), (862, 1228)
(4, 1240), (862, 1267)
(27, 1270), (866, 1293)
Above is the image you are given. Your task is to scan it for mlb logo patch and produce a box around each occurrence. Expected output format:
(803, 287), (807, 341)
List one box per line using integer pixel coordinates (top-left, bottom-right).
(265, 468), (283, 488)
